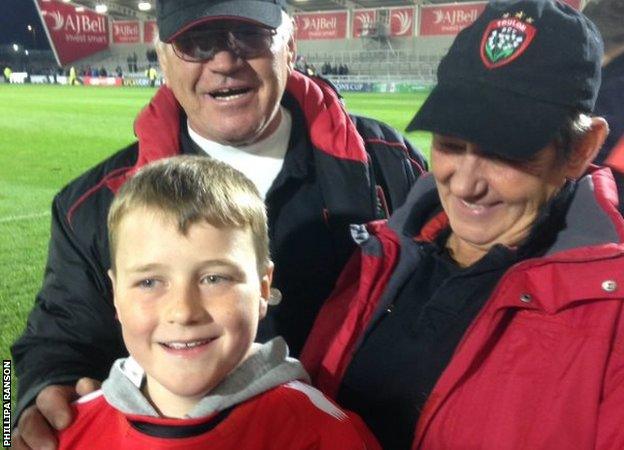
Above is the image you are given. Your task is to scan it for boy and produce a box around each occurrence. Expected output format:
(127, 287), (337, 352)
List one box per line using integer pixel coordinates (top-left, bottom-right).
(57, 156), (379, 449)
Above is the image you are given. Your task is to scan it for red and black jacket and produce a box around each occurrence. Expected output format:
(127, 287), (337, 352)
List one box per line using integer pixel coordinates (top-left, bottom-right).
(11, 71), (426, 420)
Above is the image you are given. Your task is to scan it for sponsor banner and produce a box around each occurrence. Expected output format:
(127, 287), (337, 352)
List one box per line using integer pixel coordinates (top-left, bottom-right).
(144, 20), (157, 44)
(294, 11), (348, 40)
(83, 76), (123, 86)
(389, 7), (416, 37)
(372, 82), (433, 93)
(112, 20), (140, 44)
(392, 82), (432, 93)
(419, 2), (486, 36)
(123, 76), (164, 87)
(30, 75), (57, 84)
(34, 0), (109, 66)
(352, 10), (376, 38)
(333, 82), (374, 92)
(9, 73), (30, 84)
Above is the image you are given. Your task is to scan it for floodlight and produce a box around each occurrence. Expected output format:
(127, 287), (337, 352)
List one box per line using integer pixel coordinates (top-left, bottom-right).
(138, 2), (152, 11)
(95, 3), (108, 13)
(12, 44), (19, 52)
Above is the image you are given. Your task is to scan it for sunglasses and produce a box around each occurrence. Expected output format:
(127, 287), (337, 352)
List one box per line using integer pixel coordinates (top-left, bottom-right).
(172, 25), (277, 62)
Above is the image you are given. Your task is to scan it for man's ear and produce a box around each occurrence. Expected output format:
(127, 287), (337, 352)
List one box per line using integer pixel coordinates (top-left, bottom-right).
(286, 36), (296, 73)
(258, 262), (274, 320)
(285, 17), (297, 73)
(565, 117), (609, 179)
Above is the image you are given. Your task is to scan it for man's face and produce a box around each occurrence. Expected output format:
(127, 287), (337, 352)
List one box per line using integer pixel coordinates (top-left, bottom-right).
(109, 208), (271, 417)
(158, 17), (295, 146)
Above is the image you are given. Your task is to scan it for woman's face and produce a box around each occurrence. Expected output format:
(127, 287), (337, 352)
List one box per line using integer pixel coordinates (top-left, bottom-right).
(431, 134), (572, 266)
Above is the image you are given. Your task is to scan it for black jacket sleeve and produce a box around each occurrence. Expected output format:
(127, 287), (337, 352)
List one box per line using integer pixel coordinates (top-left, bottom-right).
(10, 158), (130, 422)
(353, 115), (428, 214)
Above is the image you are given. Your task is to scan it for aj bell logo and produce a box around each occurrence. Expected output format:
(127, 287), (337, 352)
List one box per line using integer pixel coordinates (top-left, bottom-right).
(42, 9), (106, 34)
(391, 10), (412, 35)
(114, 24), (138, 36)
(301, 16), (337, 31)
(432, 8), (480, 26)
(42, 11), (64, 31)
(355, 12), (374, 29)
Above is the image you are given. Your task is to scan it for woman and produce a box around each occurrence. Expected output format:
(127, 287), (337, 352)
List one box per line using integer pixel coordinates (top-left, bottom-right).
(302, 0), (624, 449)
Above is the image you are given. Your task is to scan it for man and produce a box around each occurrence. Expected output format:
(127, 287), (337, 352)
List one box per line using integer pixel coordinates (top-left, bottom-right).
(3, 65), (11, 83)
(67, 66), (77, 85)
(11, 1), (426, 449)
(146, 64), (158, 87)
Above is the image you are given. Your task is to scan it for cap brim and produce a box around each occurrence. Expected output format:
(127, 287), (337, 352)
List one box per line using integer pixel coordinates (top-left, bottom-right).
(160, 0), (282, 42)
(406, 81), (570, 160)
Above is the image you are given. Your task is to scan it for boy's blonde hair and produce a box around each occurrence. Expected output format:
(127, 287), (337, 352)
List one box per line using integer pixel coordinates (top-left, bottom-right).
(107, 155), (270, 272)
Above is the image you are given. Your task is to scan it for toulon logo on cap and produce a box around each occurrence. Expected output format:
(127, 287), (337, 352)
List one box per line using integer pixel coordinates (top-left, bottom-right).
(480, 11), (537, 69)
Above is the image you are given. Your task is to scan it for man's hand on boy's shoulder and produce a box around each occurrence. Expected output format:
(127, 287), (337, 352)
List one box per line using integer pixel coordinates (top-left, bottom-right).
(12, 378), (101, 450)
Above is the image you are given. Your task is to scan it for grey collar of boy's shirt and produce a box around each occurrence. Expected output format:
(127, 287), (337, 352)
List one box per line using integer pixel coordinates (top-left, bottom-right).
(101, 337), (310, 418)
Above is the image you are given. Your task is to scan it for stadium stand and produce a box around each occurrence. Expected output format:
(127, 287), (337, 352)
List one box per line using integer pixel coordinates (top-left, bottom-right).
(26, 0), (468, 86)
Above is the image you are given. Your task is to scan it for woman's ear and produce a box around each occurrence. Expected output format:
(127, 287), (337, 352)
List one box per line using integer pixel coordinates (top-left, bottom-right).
(564, 117), (609, 179)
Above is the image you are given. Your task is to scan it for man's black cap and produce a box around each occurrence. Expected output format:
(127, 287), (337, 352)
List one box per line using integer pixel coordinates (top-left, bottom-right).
(157, 0), (287, 42)
(407, 0), (603, 160)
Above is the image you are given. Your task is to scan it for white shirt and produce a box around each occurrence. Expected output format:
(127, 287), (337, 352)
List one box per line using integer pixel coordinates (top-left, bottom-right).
(187, 107), (291, 199)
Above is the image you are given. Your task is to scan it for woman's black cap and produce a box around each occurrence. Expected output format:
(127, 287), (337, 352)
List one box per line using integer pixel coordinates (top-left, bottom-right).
(407, 0), (603, 160)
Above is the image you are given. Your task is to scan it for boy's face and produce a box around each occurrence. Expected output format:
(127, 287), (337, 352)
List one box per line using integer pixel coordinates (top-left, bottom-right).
(109, 207), (271, 417)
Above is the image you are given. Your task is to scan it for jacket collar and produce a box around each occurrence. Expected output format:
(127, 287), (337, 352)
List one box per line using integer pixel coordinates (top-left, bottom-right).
(105, 85), (181, 192)
(284, 71), (368, 163)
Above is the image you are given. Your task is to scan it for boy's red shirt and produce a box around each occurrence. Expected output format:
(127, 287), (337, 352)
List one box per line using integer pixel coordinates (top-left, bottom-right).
(57, 381), (380, 450)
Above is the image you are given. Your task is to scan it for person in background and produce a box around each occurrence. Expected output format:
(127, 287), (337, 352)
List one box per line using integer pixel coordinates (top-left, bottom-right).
(585, 0), (624, 160)
(302, 0), (624, 448)
(67, 66), (78, 85)
(584, 0), (624, 206)
(3, 65), (12, 83)
(146, 64), (158, 87)
(11, 1), (426, 449)
(56, 155), (380, 450)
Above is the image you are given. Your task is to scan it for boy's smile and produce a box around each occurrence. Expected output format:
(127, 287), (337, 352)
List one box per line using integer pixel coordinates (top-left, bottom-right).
(109, 207), (271, 417)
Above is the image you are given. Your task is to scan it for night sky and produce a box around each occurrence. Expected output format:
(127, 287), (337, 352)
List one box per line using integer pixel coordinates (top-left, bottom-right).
(0, 0), (51, 50)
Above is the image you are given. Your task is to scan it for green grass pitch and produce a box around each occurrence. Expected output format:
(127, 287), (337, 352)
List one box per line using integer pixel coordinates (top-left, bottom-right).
(0, 83), (431, 406)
